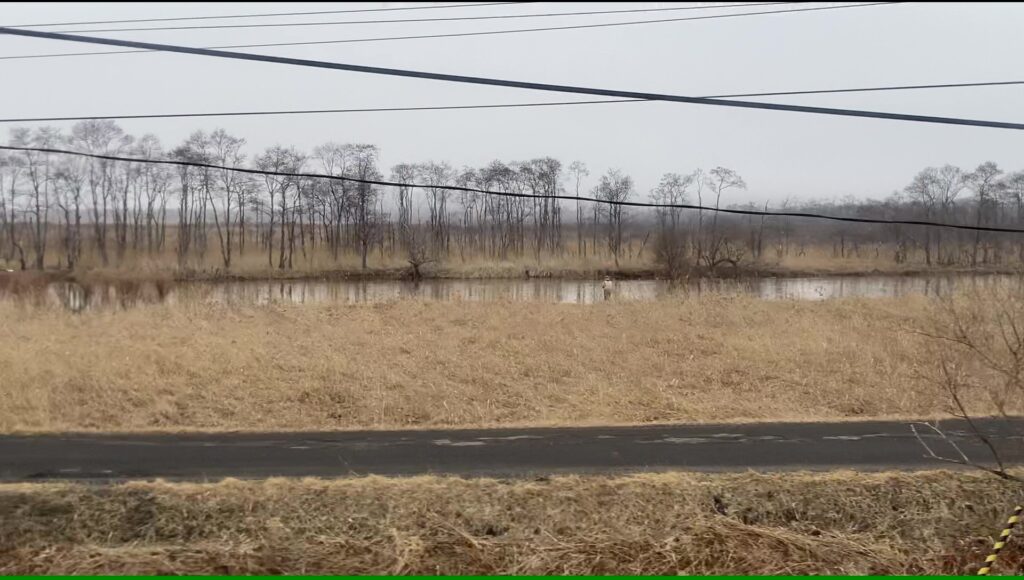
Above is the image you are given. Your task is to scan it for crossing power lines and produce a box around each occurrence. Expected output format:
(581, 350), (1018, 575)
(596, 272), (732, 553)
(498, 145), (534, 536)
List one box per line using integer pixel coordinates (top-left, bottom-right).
(50, 3), (801, 33)
(0, 2), (897, 60)
(2, 79), (1023, 124)
(3, 2), (533, 28)
(0, 25), (1021, 131)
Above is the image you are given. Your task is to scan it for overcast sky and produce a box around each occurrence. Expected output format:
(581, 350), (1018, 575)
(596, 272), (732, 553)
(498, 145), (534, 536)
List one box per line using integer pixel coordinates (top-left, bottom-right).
(1, 2), (1022, 205)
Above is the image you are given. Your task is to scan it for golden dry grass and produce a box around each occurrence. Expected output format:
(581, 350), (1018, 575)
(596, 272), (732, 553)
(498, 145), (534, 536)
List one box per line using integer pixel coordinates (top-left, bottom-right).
(771, 247), (1022, 277)
(83, 249), (658, 281)
(3, 471), (1023, 574)
(0, 294), (1000, 432)
(16, 236), (658, 281)
(12, 238), (1005, 283)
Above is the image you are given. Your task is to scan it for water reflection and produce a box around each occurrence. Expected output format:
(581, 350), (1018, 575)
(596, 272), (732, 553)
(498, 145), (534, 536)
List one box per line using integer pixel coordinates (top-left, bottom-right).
(8, 273), (1022, 312)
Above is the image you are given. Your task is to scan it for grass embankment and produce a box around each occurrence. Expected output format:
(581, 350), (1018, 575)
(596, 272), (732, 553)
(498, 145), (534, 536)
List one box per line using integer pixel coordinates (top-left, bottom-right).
(6, 245), (1018, 284)
(2, 471), (1022, 574)
(0, 295), (995, 432)
(4, 251), (662, 282)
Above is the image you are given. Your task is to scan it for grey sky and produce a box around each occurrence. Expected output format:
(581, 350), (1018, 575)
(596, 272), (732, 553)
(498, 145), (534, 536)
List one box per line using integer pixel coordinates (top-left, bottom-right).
(1, 2), (1022, 205)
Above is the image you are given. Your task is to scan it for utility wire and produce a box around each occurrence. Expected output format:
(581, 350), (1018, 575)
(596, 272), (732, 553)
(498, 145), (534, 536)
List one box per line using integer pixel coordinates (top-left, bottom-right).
(2, 144), (1021, 234)
(0, 100), (641, 123)
(57, 3), (797, 34)
(1, 25), (1021, 131)
(4, 2), (531, 28)
(0, 2), (898, 61)
(4, 79), (1024, 124)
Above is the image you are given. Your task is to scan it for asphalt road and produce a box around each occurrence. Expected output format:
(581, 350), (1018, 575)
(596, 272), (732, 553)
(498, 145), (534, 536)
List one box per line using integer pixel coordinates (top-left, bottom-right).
(3, 418), (1023, 482)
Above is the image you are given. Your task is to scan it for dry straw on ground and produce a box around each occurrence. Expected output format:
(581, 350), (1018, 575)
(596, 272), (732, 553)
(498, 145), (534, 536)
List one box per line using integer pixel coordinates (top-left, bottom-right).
(0, 294), (1004, 432)
(5, 243), (1005, 283)
(2, 470), (1023, 575)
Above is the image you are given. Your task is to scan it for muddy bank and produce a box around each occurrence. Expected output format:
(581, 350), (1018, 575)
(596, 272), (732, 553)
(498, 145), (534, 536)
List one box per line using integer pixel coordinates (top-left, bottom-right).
(2, 263), (1021, 285)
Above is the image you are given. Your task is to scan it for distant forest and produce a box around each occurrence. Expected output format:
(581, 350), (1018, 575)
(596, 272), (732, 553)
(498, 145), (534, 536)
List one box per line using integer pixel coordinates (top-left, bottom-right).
(2, 121), (1022, 274)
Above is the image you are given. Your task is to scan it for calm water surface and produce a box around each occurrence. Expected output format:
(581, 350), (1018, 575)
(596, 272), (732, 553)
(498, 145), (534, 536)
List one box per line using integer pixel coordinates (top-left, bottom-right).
(14, 273), (1023, 312)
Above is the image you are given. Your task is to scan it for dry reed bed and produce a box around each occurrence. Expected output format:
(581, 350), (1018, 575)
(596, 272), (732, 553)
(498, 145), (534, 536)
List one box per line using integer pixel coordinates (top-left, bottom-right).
(6, 244), (1007, 284)
(2, 471), (1022, 574)
(0, 295), (984, 432)
(4, 248), (659, 282)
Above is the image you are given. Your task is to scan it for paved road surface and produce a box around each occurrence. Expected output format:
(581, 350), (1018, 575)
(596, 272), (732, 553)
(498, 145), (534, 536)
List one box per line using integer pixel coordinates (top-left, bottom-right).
(3, 419), (1023, 482)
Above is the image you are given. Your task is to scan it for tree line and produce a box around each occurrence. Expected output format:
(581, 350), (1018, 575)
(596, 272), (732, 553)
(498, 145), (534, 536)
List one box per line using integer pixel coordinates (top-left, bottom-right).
(1, 120), (1022, 276)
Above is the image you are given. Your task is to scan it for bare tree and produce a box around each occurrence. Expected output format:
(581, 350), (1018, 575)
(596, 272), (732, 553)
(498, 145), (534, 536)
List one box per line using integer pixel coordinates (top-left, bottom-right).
(569, 161), (589, 258)
(0, 142), (25, 269)
(521, 157), (562, 259)
(905, 167), (942, 265)
(110, 134), (137, 262)
(403, 219), (434, 280)
(71, 120), (131, 266)
(391, 163), (416, 250)
(593, 169), (632, 268)
(701, 167), (747, 271)
(692, 169), (706, 268)
(255, 146), (304, 270)
(53, 148), (87, 269)
(968, 162), (1004, 266)
(170, 144), (200, 269)
(208, 129), (246, 269)
(346, 144), (382, 270)
(912, 279), (1024, 485)
(455, 166), (479, 261)
(419, 161), (455, 256)
(132, 135), (173, 255)
(12, 127), (59, 269)
(1001, 170), (1024, 262)
(313, 142), (352, 261)
(934, 165), (968, 264)
(650, 172), (694, 278)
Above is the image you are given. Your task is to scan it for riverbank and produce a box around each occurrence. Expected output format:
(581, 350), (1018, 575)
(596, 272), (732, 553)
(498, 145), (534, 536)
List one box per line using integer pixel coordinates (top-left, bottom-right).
(2, 470), (1020, 574)
(0, 295), (1005, 433)
(179, 262), (1024, 282)
(2, 260), (1020, 286)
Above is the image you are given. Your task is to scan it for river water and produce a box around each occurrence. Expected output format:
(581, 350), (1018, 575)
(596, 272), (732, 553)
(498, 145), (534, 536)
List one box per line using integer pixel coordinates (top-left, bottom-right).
(11, 273), (1022, 312)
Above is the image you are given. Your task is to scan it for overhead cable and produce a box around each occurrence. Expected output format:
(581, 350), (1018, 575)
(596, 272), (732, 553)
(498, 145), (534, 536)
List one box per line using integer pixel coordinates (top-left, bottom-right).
(0, 3), (899, 61)
(5, 79), (1024, 124)
(57, 3), (798, 33)
(0, 25), (1020, 131)
(3, 2), (531, 28)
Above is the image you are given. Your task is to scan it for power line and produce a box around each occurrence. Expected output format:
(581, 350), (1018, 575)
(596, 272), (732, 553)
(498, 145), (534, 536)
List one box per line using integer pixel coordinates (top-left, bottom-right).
(2, 144), (1020, 234)
(0, 100), (640, 123)
(0, 2), (899, 61)
(703, 79), (1024, 99)
(4, 79), (1024, 124)
(2, 25), (1022, 131)
(57, 3), (796, 34)
(4, 2), (531, 28)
